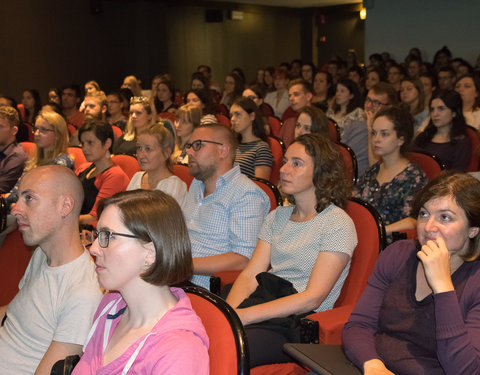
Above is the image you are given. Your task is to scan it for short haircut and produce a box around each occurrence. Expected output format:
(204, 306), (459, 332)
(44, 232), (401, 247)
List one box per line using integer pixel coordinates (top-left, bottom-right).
(79, 120), (114, 153)
(0, 106), (19, 127)
(411, 171), (480, 260)
(289, 134), (350, 211)
(85, 90), (107, 108)
(197, 123), (238, 162)
(371, 82), (399, 106)
(288, 78), (313, 94)
(438, 66), (455, 77)
(98, 190), (193, 285)
(61, 84), (81, 99)
(373, 106), (414, 155)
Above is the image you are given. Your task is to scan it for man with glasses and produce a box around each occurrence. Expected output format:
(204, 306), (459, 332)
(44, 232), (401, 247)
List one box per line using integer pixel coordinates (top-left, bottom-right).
(183, 123), (270, 289)
(341, 82), (399, 176)
(0, 106), (27, 194)
(0, 165), (102, 375)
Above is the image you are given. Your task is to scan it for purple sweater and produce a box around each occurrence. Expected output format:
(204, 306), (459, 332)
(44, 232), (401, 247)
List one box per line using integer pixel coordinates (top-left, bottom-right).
(343, 240), (480, 375)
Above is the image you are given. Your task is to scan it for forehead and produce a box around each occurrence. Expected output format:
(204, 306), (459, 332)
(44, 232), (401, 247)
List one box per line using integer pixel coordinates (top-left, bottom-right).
(130, 103), (146, 112)
(19, 171), (54, 196)
(137, 133), (158, 145)
(243, 89), (255, 96)
(85, 97), (100, 106)
(458, 77), (474, 85)
(431, 98), (447, 107)
(289, 84), (305, 94)
(373, 116), (394, 129)
(0, 117), (12, 127)
(192, 127), (214, 140)
(187, 93), (199, 100)
(297, 113), (312, 123)
(98, 204), (125, 230)
(424, 195), (465, 215)
(368, 91), (388, 101)
(62, 89), (76, 96)
(285, 142), (311, 161)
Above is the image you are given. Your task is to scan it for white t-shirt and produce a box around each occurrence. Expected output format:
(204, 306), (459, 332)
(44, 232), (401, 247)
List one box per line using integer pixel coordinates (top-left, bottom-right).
(0, 248), (102, 375)
(127, 172), (187, 209)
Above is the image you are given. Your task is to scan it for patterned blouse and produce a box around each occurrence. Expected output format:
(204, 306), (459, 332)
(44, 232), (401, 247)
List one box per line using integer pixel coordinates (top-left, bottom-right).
(353, 162), (427, 225)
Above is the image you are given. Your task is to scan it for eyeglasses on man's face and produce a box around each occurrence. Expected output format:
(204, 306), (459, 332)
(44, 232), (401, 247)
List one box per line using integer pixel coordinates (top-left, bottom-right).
(184, 139), (223, 151)
(92, 229), (140, 248)
(365, 97), (388, 107)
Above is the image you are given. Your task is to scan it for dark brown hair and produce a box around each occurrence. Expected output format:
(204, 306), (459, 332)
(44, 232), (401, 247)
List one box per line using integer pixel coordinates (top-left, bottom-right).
(98, 190), (193, 285)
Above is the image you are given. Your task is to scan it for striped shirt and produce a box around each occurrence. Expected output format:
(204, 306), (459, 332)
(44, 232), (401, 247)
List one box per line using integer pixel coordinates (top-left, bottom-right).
(234, 140), (273, 178)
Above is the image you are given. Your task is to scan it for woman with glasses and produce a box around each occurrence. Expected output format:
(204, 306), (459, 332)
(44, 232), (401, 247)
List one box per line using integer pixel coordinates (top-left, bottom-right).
(230, 97), (273, 180)
(5, 110), (74, 207)
(77, 121), (129, 226)
(128, 123), (187, 208)
(72, 190), (209, 374)
(226, 134), (357, 367)
(113, 96), (156, 156)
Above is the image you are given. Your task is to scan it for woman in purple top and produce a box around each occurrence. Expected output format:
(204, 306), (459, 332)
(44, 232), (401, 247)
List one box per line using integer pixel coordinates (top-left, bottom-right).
(73, 190), (209, 374)
(343, 172), (480, 375)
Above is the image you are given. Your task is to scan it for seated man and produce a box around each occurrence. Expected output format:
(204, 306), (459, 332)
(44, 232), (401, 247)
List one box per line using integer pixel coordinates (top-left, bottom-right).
(0, 106), (27, 194)
(184, 123), (270, 289)
(61, 84), (84, 133)
(0, 165), (102, 375)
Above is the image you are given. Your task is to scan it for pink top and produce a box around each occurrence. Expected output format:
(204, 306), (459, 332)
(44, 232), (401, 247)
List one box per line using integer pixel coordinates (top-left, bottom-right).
(73, 288), (209, 374)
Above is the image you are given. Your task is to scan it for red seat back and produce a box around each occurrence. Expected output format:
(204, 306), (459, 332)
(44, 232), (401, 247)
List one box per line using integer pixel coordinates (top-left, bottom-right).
(328, 118), (340, 143)
(158, 112), (176, 122)
(216, 114), (231, 128)
(337, 143), (358, 184)
(267, 116), (282, 138)
(20, 142), (37, 159)
(172, 164), (194, 188)
(406, 151), (444, 181)
(111, 125), (123, 138)
(68, 147), (88, 170)
(111, 154), (140, 179)
(465, 125), (480, 172)
(266, 136), (285, 185)
(251, 177), (282, 212)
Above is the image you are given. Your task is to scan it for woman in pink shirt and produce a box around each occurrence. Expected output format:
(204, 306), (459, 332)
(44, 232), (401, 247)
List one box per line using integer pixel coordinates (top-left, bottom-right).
(73, 190), (209, 374)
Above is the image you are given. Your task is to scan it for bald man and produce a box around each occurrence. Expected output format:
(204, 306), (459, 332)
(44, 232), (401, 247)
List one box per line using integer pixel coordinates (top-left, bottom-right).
(0, 165), (102, 375)
(183, 124), (270, 289)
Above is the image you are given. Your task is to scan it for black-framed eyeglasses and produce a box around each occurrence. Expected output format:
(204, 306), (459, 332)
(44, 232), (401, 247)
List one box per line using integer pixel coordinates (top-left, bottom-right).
(33, 126), (55, 135)
(365, 97), (388, 107)
(185, 139), (223, 151)
(92, 230), (140, 248)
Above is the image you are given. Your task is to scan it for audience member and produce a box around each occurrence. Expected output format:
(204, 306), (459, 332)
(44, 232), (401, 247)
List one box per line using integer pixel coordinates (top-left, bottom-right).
(20, 89), (41, 125)
(311, 71), (334, 112)
(387, 64), (405, 92)
(184, 89), (216, 125)
(400, 78), (429, 131)
(47, 88), (61, 105)
(301, 63), (316, 84)
(230, 97), (273, 180)
(128, 123), (187, 207)
(437, 66), (456, 90)
(294, 105), (331, 140)
(183, 123), (270, 289)
(198, 64), (220, 92)
(341, 82), (398, 177)
(113, 96), (156, 156)
(106, 91), (127, 131)
(263, 67), (275, 93)
(77, 121), (129, 226)
(344, 172), (480, 375)
(153, 77), (176, 114)
(0, 106), (27, 194)
(121, 75), (142, 96)
(354, 107), (427, 238)
(220, 73), (243, 109)
(73, 190), (209, 374)
(61, 84), (84, 132)
(172, 104), (202, 164)
(226, 134), (357, 367)
(455, 74), (480, 129)
(264, 69), (290, 118)
(0, 95), (30, 142)
(365, 67), (386, 92)
(0, 165), (102, 375)
(191, 71), (209, 91)
(420, 72), (437, 109)
(414, 90), (471, 171)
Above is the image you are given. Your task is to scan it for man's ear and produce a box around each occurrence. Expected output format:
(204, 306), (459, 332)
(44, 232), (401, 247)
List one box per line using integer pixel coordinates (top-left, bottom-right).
(102, 105), (107, 114)
(59, 194), (75, 218)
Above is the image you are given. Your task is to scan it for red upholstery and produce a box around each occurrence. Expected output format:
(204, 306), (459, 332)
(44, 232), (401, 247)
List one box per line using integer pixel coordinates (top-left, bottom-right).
(67, 123), (77, 136)
(172, 163), (194, 188)
(215, 103), (230, 117)
(281, 106), (297, 122)
(251, 177), (282, 212)
(183, 286), (249, 375)
(111, 154), (140, 180)
(216, 113), (231, 128)
(158, 111), (176, 122)
(278, 117), (295, 147)
(23, 122), (35, 142)
(0, 229), (34, 305)
(111, 125), (123, 137)
(20, 141), (37, 159)
(328, 118), (340, 143)
(260, 103), (275, 118)
(267, 116), (282, 138)
(68, 147), (87, 170)
(337, 143), (358, 184)
(465, 125), (480, 172)
(406, 151), (444, 181)
(251, 363), (308, 375)
(266, 136), (285, 185)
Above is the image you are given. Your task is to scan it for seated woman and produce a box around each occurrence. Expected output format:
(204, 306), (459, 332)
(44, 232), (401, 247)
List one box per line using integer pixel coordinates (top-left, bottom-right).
(184, 88), (217, 125)
(344, 172), (480, 375)
(354, 107), (427, 237)
(413, 90), (471, 172)
(365, 67), (386, 93)
(311, 71), (334, 112)
(294, 105), (331, 140)
(226, 134), (357, 367)
(121, 75), (142, 96)
(72, 190), (209, 374)
(264, 69), (290, 118)
(128, 123), (187, 208)
(20, 89), (41, 125)
(220, 73), (243, 109)
(230, 97), (273, 180)
(77, 121), (130, 226)
(113, 96), (156, 156)
(106, 91), (127, 131)
(326, 78), (365, 136)
(455, 74), (480, 129)
(6, 110), (74, 207)
(400, 78), (429, 132)
(152, 77), (177, 114)
(172, 104), (201, 164)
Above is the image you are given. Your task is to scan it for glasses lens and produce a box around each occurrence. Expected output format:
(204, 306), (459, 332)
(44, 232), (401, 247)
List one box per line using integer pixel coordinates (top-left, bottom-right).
(192, 140), (202, 151)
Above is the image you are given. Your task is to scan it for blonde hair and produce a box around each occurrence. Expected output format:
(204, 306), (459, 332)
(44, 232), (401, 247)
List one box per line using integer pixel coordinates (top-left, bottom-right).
(27, 110), (69, 170)
(123, 75), (142, 96)
(139, 123), (175, 171)
(85, 90), (107, 108)
(175, 104), (201, 148)
(123, 96), (156, 142)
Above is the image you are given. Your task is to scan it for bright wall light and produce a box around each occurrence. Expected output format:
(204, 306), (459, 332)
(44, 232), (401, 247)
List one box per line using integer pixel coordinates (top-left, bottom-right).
(360, 8), (366, 20)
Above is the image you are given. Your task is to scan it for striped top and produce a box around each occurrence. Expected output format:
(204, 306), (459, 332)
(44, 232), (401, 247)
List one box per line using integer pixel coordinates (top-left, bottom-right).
(234, 140), (273, 178)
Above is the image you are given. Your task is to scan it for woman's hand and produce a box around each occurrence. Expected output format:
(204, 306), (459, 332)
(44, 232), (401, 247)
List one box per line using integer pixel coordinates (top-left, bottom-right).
(234, 308), (249, 325)
(363, 359), (395, 375)
(417, 237), (455, 294)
